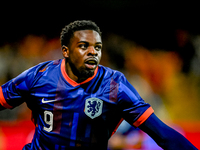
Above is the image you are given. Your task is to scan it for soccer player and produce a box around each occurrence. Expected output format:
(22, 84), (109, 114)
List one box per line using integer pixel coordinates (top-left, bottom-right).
(0, 20), (197, 150)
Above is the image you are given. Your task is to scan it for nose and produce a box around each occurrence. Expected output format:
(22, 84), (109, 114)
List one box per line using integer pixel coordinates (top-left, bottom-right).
(88, 46), (97, 56)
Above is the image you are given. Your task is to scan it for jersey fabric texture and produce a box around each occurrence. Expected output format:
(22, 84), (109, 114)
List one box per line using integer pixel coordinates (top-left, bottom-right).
(0, 59), (154, 150)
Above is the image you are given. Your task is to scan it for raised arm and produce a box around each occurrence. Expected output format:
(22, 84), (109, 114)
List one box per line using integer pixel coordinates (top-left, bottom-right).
(139, 113), (197, 150)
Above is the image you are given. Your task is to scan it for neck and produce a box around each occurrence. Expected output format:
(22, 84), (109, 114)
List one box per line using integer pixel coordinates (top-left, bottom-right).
(61, 59), (98, 86)
(65, 62), (95, 83)
(65, 63), (83, 83)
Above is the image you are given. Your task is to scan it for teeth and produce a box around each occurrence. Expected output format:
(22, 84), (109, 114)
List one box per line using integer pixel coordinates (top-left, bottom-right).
(87, 60), (96, 64)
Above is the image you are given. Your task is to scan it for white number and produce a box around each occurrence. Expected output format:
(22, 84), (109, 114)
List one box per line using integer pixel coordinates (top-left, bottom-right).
(43, 111), (53, 132)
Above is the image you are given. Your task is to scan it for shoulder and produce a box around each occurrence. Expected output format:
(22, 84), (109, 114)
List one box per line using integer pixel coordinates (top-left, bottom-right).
(31, 59), (61, 75)
(99, 65), (125, 79)
(14, 59), (62, 88)
(98, 65), (142, 102)
(28, 59), (62, 77)
(98, 65), (126, 82)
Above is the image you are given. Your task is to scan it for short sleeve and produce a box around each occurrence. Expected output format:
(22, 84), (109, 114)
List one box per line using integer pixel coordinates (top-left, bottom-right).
(0, 69), (31, 109)
(117, 74), (154, 127)
(0, 61), (52, 109)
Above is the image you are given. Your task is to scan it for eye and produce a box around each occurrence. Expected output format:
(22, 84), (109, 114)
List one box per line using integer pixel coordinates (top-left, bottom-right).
(78, 43), (88, 50)
(95, 45), (102, 51)
(79, 44), (87, 50)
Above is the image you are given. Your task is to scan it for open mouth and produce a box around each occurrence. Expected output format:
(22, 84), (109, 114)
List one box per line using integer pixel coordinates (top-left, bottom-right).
(85, 58), (98, 69)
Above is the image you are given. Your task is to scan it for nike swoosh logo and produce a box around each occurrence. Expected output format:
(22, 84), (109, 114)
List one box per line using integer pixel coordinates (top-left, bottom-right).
(42, 98), (58, 103)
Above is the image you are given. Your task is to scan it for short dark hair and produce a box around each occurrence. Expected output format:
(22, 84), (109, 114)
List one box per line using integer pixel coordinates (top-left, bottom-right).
(60, 20), (102, 47)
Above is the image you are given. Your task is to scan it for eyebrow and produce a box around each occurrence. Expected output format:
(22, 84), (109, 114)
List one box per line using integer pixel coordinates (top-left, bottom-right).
(77, 41), (102, 45)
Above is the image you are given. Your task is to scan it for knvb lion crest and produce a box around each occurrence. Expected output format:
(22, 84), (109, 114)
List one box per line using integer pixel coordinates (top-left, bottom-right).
(84, 98), (103, 119)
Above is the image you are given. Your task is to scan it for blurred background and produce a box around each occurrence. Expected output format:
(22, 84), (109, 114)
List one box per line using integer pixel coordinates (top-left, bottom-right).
(0, 1), (200, 149)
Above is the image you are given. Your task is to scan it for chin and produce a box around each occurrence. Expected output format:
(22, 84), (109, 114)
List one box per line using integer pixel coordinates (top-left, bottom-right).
(80, 69), (95, 78)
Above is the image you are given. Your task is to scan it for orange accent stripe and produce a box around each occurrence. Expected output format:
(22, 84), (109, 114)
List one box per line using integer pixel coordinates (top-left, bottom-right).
(61, 59), (98, 87)
(133, 107), (154, 127)
(39, 66), (47, 72)
(111, 118), (124, 136)
(0, 87), (12, 109)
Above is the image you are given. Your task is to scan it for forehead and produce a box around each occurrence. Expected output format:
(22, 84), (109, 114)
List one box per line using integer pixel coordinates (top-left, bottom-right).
(72, 30), (102, 44)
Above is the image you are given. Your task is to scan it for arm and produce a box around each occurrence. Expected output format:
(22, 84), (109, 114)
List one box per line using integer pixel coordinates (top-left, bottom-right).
(139, 113), (197, 150)
(116, 74), (197, 149)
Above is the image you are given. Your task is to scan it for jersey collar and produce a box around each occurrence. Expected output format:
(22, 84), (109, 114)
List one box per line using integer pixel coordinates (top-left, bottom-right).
(61, 59), (98, 87)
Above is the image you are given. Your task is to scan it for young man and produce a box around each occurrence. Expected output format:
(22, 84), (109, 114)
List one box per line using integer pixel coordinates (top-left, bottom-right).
(0, 20), (197, 150)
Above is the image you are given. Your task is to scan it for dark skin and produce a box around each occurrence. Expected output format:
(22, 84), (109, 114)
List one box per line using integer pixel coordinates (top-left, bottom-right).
(62, 30), (102, 83)
(0, 29), (197, 149)
(0, 30), (102, 110)
(61, 30), (197, 149)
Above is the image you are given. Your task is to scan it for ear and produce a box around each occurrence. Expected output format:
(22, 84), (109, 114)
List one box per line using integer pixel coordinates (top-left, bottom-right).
(62, 45), (69, 58)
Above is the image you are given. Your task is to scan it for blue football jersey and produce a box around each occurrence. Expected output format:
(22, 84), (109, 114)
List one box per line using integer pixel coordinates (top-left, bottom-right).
(0, 59), (154, 150)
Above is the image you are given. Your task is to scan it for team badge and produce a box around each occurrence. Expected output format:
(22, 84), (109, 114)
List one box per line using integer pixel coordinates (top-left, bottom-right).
(84, 98), (103, 119)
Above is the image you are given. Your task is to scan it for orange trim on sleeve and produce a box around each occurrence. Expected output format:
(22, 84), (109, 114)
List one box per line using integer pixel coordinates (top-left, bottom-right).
(111, 118), (124, 136)
(133, 107), (154, 127)
(0, 87), (13, 109)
